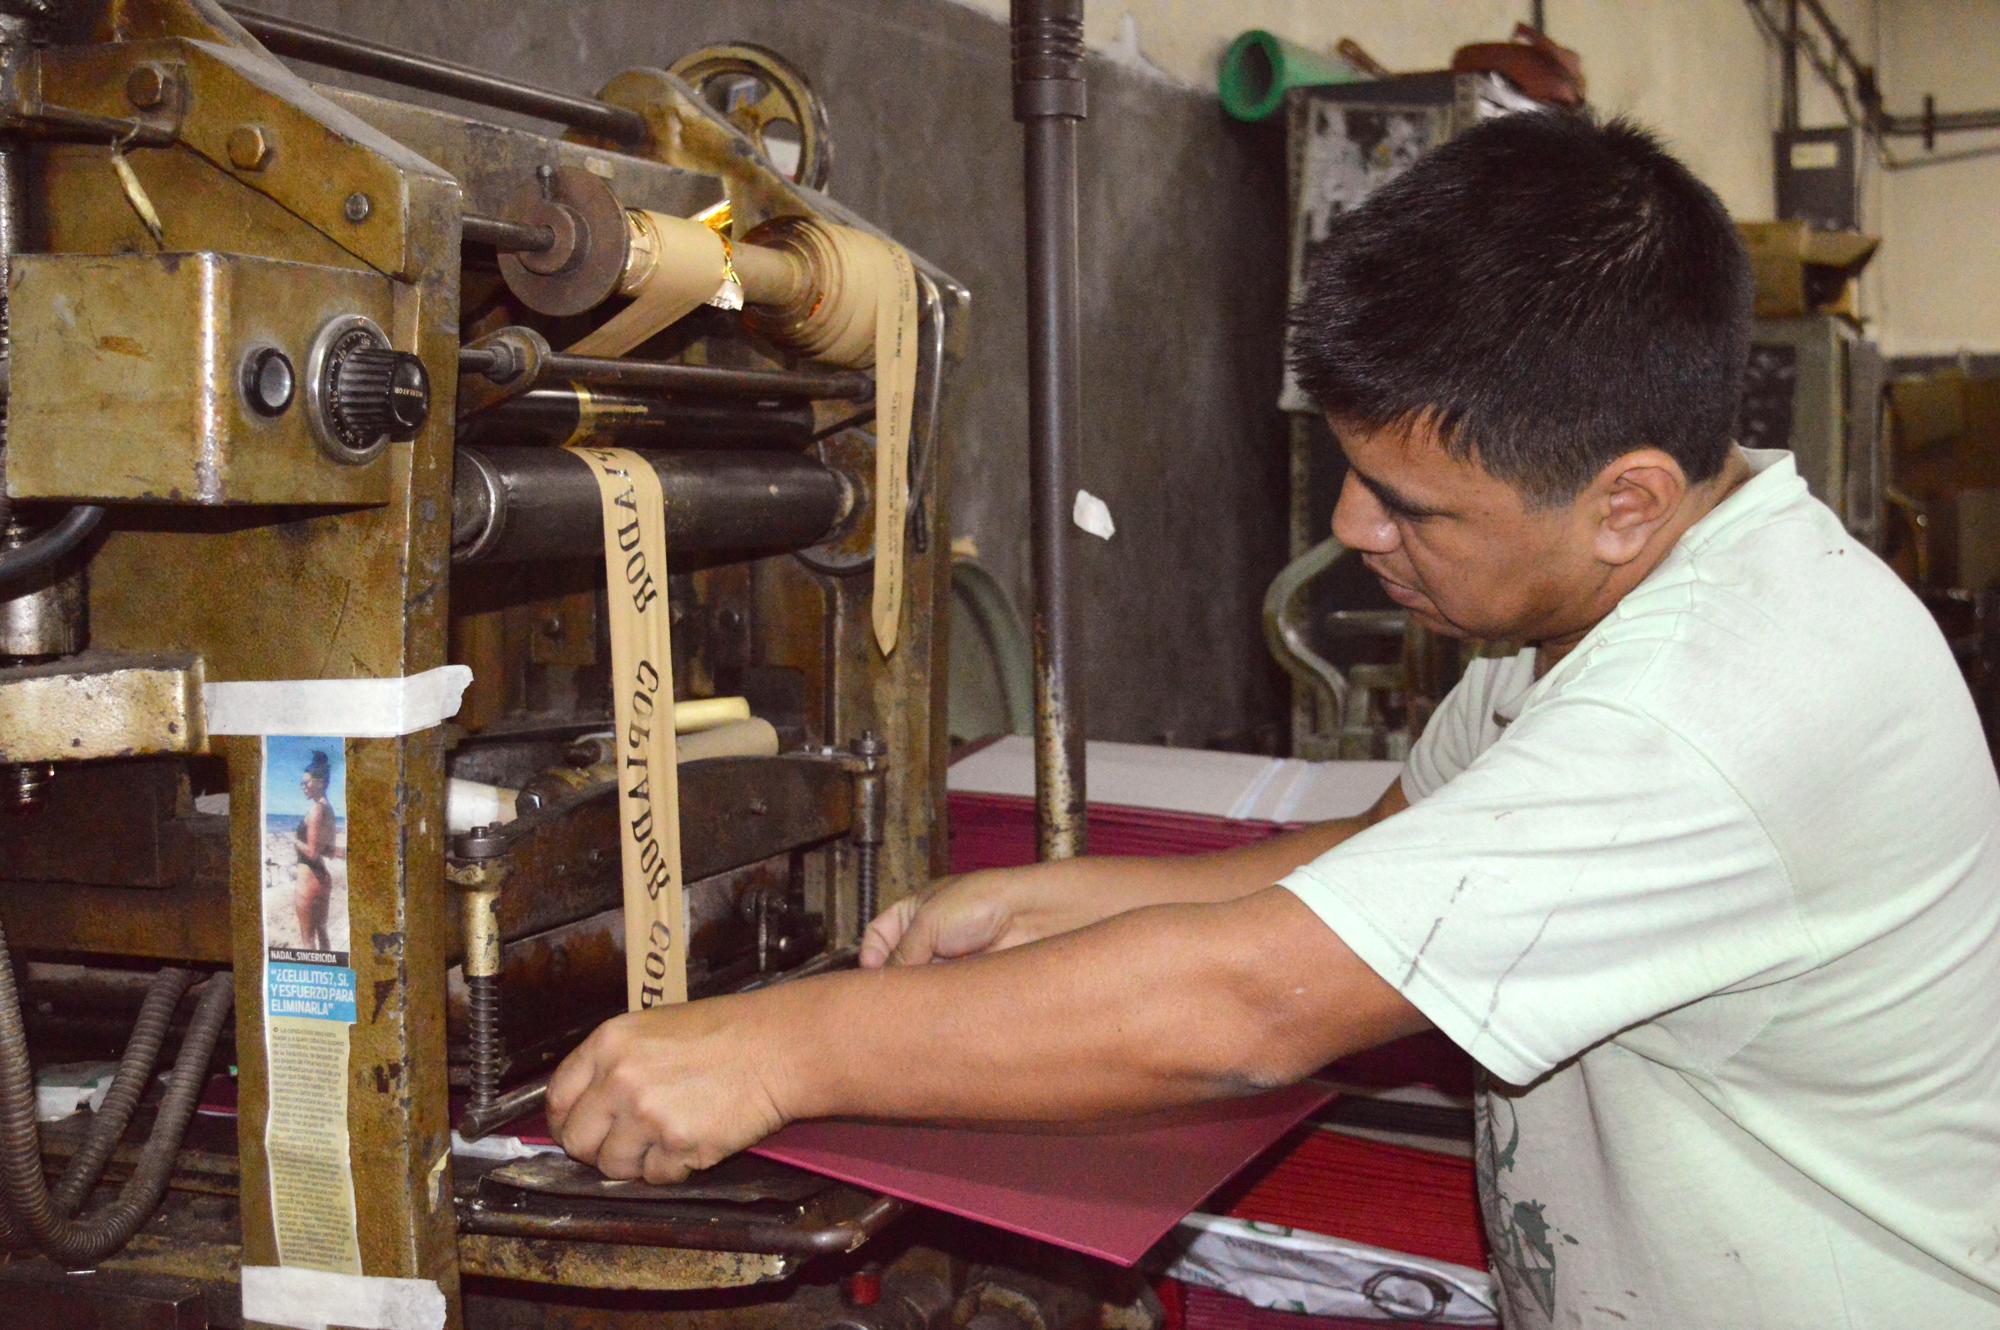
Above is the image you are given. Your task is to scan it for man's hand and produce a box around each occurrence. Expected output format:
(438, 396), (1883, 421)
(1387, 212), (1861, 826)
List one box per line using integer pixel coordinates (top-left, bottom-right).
(860, 868), (1073, 968)
(546, 993), (791, 1183)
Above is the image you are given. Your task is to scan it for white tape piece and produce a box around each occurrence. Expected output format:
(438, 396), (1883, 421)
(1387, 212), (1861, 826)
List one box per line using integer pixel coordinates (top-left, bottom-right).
(1073, 489), (1116, 540)
(449, 1128), (563, 1162)
(205, 666), (473, 738)
(240, 1266), (447, 1330)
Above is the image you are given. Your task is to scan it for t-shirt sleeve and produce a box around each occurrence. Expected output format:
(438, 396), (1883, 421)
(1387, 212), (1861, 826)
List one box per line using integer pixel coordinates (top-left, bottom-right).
(1400, 656), (1504, 802)
(1281, 695), (1815, 1085)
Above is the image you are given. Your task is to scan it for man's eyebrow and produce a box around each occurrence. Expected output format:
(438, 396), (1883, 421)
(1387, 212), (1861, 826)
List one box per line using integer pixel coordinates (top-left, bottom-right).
(1351, 466), (1446, 518)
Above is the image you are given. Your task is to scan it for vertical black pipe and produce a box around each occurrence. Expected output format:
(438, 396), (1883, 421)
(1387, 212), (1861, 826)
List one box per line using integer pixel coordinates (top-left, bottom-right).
(1012, 0), (1088, 860)
(1780, 0), (1801, 135)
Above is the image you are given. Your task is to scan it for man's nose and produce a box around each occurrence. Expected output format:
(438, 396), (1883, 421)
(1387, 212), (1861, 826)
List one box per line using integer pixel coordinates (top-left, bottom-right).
(1332, 471), (1397, 554)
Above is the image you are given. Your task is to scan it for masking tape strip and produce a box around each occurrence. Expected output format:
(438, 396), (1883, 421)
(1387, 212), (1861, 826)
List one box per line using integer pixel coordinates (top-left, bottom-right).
(870, 239), (919, 656)
(241, 1266), (447, 1330)
(567, 211), (726, 359)
(566, 445), (688, 1010)
(205, 666), (473, 738)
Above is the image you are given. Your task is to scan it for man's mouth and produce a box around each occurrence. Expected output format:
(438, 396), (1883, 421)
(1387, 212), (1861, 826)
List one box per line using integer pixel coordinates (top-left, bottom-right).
(1363, 561), (1425, 608)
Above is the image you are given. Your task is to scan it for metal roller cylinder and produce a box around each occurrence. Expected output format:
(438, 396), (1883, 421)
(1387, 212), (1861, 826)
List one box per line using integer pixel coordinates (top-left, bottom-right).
(453, 446), (853, 565)
(0, 538), (83, 657)
(457, 389), (816, 450)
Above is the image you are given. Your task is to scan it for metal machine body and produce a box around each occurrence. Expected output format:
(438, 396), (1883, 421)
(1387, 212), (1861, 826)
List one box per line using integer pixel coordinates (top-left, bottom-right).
(0, 6), (1135, 1328)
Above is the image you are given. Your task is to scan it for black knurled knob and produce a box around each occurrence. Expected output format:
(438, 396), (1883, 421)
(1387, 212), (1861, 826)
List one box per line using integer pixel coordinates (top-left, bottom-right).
(327, 343), (430, 448)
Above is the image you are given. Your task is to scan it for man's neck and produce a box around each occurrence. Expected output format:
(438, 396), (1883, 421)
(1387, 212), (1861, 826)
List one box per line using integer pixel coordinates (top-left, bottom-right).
(1534, 449), (1755, 675)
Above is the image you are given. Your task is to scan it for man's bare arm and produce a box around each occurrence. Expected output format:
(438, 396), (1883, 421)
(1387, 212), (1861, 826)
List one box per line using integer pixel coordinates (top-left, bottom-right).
(862, 775), (1410, 966)
(549, 885), (1430, 1180)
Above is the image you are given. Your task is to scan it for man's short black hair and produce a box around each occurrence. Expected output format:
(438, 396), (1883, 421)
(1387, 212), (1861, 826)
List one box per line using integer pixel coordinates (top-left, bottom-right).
(1289, 112), (1752, 504)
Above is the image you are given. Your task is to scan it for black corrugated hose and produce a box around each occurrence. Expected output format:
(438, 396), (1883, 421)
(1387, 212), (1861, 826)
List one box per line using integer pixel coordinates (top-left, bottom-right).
(0, 921), (232, 1265)
(46, 967), (195, 1221)
(0, 504), (103, 586)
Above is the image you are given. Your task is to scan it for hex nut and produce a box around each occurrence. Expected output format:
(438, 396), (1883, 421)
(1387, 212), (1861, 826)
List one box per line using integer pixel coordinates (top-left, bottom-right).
(125, 65), (167, 110)
(226, 125), (272, 172)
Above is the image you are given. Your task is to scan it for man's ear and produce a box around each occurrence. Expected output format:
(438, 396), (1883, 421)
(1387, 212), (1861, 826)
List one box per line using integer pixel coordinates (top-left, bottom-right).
(1589, 449), (1686, 566)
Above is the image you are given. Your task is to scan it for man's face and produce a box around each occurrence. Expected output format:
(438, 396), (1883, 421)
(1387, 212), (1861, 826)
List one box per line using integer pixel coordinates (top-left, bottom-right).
(1329, 414), (1607, 644)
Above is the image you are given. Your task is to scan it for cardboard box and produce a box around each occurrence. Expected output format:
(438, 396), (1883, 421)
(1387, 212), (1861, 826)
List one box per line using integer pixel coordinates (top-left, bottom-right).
(1889, 372), (2000, 490)
(1737, 220), (1879, 321)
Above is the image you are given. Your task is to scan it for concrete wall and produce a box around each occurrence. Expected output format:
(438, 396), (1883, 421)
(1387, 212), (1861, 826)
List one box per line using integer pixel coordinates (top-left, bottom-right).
(1875, 0), (2000, 357)
(954, 0), (1802, 220)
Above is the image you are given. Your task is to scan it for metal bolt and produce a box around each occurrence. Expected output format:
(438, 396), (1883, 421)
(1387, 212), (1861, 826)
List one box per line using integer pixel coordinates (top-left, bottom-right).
(226, 124), (272, 171)
(342, 192), (372, 223)
(539, 614), (564, 639)
(125, 65), (167, 110)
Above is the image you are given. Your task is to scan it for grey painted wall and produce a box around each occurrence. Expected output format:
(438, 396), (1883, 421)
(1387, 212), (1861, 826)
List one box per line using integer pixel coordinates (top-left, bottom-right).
(268, 0), (1292, 750)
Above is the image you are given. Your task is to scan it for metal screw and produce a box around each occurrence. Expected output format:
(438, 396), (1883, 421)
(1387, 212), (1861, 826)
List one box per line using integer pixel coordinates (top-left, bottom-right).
(226, 125), (272, 172)
(342, 192), (372, 223)
(539, 614), (564, 639)
(125, 65), (167, 110)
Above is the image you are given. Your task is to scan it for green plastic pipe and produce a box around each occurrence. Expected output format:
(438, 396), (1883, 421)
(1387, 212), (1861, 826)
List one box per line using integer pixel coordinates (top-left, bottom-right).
(1218, 29), (1363, 123)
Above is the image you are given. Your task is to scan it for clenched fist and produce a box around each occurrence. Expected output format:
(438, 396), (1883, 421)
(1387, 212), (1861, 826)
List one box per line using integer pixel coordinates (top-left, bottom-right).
(859, 865), (1095, 968)
(546, 993), (793, 1183)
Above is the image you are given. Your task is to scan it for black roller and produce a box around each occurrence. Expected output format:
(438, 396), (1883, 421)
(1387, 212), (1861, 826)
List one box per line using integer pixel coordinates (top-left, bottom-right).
(458, 391), (816, 450)
(453, 447), (851, 565)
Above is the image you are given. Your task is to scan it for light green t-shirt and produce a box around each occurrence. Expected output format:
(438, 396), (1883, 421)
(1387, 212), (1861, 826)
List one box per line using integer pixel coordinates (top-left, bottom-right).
(1281, 451), (2000, 1328)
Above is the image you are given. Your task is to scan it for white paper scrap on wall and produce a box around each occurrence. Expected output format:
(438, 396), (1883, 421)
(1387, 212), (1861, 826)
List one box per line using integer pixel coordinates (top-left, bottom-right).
(1073, 489), (1116, 540)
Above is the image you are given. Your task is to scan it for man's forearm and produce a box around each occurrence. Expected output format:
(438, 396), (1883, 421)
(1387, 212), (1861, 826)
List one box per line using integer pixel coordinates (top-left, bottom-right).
(769, 887), (1424, 1125)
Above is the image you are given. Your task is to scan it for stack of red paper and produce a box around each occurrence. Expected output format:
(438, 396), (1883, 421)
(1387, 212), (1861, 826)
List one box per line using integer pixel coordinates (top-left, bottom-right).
(1203, 1126), (1487, 1272)
(949, 791), (1287, 872)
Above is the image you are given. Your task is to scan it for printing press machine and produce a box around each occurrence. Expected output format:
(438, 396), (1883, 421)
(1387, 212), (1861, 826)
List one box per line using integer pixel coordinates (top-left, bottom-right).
(0, 3), (1132, 1325)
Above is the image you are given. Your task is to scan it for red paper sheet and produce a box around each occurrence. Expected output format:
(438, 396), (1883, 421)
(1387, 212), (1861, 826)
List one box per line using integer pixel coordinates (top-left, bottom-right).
(749, 1081), (1336, 1266)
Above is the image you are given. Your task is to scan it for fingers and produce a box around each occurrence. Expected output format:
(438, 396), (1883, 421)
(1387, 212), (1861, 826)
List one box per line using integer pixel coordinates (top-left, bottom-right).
(860, 897), (922, 968)
(894, 893), (1014, 965)
(555, 1091), (613, 1167)
(594, 1120), (655, 1181)
(642, 1144), (692, 1186)
(544, 1041), (598, 1132)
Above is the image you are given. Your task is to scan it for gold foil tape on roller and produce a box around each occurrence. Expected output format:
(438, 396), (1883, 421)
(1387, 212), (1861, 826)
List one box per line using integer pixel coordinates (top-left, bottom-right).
(566, 211), (918, 653)
(496, 173), (920, 654)
(569, 208), (894, 372)
(738, 215), (889, 369)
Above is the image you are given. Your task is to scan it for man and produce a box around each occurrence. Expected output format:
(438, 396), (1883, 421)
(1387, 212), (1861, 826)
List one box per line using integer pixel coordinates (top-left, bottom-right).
(549, 113), (2000, 1327)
